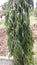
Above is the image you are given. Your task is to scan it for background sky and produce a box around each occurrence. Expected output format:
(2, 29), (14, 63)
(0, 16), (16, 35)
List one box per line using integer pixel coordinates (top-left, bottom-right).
(34, 0), (37, 8)
(0, 0), (37, 7)
(0, 0), (7, 6)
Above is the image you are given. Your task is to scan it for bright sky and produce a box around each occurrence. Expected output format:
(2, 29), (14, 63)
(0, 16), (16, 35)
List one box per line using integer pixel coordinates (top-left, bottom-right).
(0, 0), (7, 6)
(0, 0), (37, 7)
(34, 0), (37, 8)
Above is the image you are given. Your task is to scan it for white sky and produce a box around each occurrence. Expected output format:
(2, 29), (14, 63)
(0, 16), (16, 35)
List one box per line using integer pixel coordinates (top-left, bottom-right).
(0, 0), (7, 6)
(0, 0), (37, 7)
(34, 0), (37, 8)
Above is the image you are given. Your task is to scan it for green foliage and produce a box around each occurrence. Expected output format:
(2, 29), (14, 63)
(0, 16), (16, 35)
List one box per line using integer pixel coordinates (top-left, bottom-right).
(5, 0), (34, 65)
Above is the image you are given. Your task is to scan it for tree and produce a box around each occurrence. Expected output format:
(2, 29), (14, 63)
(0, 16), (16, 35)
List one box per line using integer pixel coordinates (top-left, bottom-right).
(5, 0), (34, 65)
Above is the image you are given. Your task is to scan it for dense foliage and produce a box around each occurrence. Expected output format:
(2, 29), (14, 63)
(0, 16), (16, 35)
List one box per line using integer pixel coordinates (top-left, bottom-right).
(5, 0), (34, 65)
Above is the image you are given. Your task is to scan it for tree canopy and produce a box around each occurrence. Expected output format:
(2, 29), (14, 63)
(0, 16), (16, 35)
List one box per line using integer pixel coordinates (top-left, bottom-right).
(5, 0), (34, 65)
